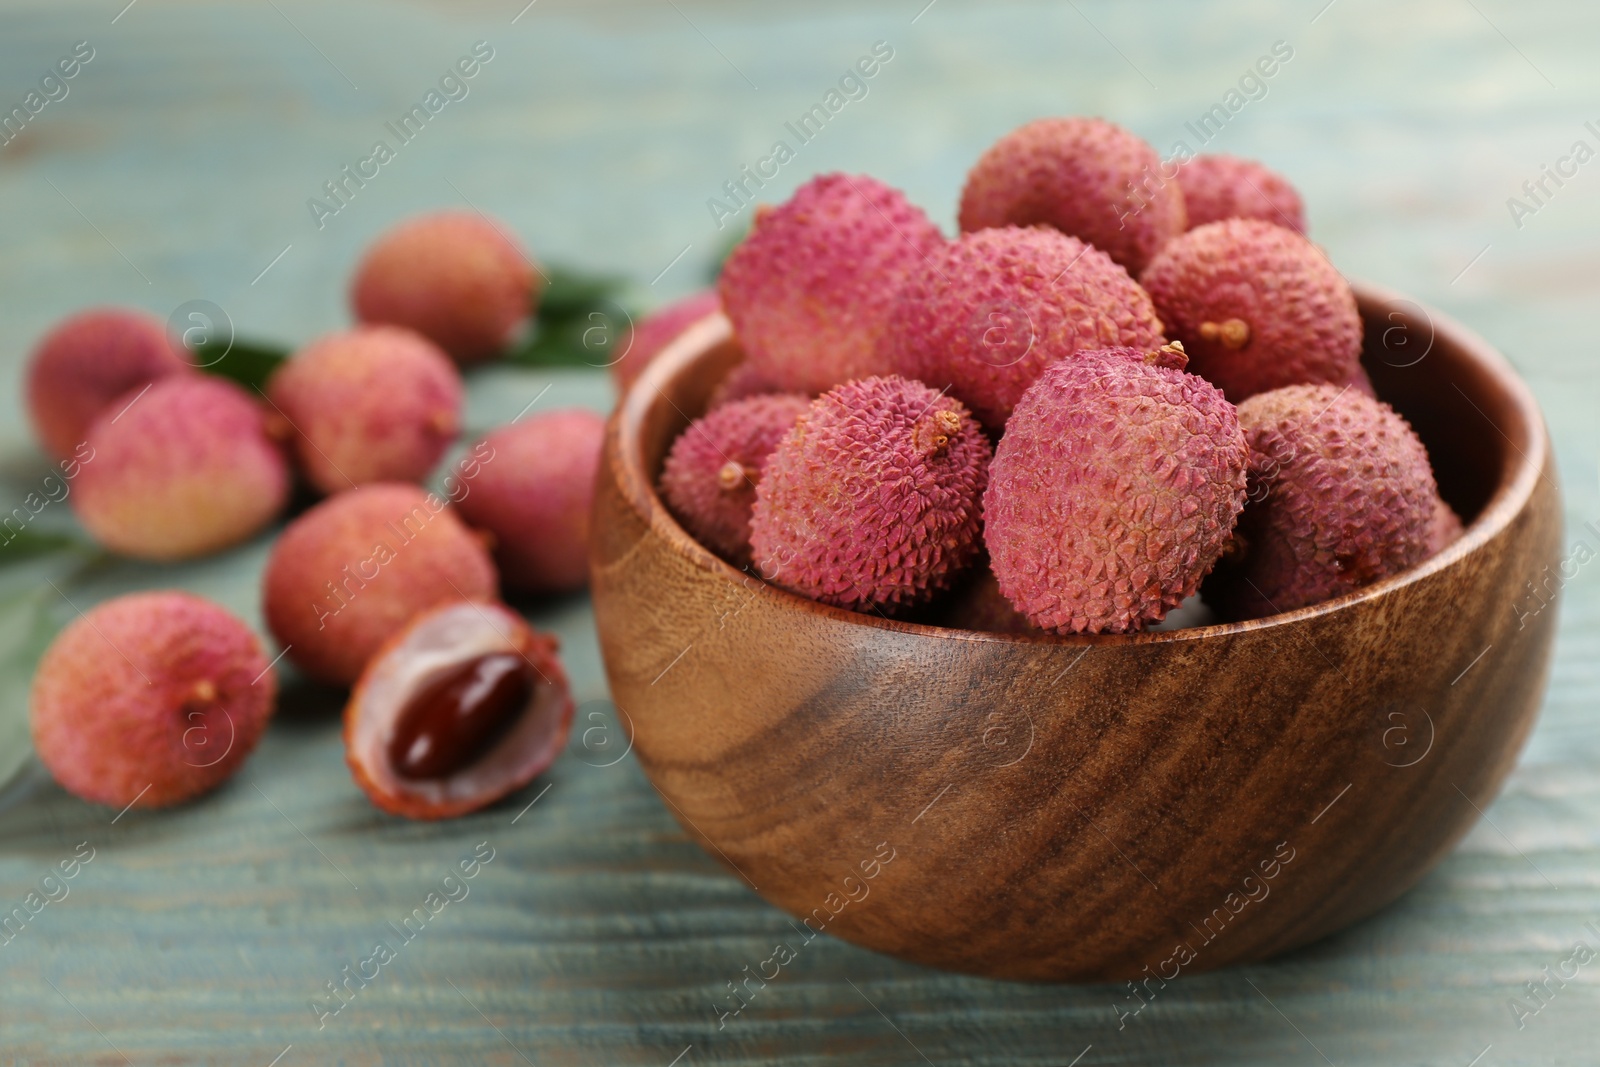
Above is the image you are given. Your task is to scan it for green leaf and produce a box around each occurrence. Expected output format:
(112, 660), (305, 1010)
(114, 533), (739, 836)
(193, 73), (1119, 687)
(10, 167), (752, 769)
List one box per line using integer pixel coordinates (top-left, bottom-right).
(0, 528), (93, 564)
(191, 337), (291, 391)
(507, 265), (640, 370)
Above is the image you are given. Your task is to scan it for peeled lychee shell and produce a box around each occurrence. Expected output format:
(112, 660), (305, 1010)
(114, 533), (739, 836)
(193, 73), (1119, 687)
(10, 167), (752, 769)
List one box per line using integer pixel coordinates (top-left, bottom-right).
(750, 376), (991, 612)
(73, 376), (290, 560)
(719, 173), (945, 396)
(345, 601), (573, 820)
(30, 591), (276, 808)
(263, 483), (498, 686)
(351, 211), (538, 365)
(611, 289), (721, 392)
(881, 226), (1166, 430)
(26, 307), (192, 461)
(454, 409), (605, 596)
(659, 393), (810, 565)
(1178, 154), (1306, 233)
(1140, 219), (1361, 402)
(1205, 384), (1442, 619)
(958, 117), (1185, 274)
(985, 346), (1248, 634)
(267, 326), (463, 495)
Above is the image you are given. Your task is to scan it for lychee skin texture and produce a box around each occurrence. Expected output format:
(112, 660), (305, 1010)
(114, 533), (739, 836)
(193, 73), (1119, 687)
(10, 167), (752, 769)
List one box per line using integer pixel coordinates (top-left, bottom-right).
(611, 289), (721, 392)
(263, 483), (498, 686)
(985, 347), (1248, 635)
(881, 226), (1166, 430)
(1140, 219), (1361, 403)
(958, 117), (1186, 274)
(351, 212), (538, 365)
(268, 326), (463, 495)
(1428, 498), (1465, 554)
(1177, 154), (1306, 233)
(73, 376), (290, 560)
(659, 394), (811, 566)
(26, 307), (192, 461)
(706, 360), (796, 410)
(749, 376), (991, 612)
(1207, 385), (1441, 620)
(30, 591), (276, 808)
(719, 173), (945, 396)
(454, 409), (605, 595)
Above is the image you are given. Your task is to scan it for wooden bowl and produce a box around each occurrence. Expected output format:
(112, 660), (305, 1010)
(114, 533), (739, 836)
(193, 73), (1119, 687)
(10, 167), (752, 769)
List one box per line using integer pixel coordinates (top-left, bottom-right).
(590, 283), (1562, 982)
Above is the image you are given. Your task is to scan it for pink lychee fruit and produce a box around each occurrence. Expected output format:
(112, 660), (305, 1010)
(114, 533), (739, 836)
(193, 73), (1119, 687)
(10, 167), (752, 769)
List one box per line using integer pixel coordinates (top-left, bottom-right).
(938, 564), (1041, 635)
(266, 326), (463, 495)
(30, 591), (277, 808)
(881, 226), (1166, 430)
(611, 289), (722, 392)
(719, 173), (945, 395)
(749, 376), (991, 612)
(706, 359), (797, 410)
(72, 376), (290, 560)
(985, 345), (1248, 634)
(1177, 154), (1306, 233)
(1429, 498), (1466, 554)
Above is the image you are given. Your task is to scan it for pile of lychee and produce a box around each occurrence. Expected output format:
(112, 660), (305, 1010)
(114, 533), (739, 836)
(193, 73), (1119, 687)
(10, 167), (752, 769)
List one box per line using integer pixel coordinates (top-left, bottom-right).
(653, 118), (1462, 636)
(24, 212), (612, 819)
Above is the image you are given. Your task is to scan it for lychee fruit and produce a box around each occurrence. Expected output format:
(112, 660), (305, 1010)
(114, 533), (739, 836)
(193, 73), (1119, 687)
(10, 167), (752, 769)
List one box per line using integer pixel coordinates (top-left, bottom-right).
(1139, 219), (1362, 402)
(1429, 498), (1465, 554)
(958, 117), (1185, 274)
(706, 359), (795, 410)
(262, 483), (498, 686)
(611, 289), (722, 392)
(72, 376), (290, 560)
(1205, 384), (1442, 619)
(719, 173), (945, 396)
(345, 601), (573, 820)
(1177, 154), (1306, 233)
(985, 345), (1248, 634)
(749, 376), (990, 612)
(266, 326), (463, 495)
(881, 226), (1166, 430)
(937, 564), (1040, 635)
(1347, 364), (1377, 399)
(351, 211), (538, 365)
(659, 393), (810, 565)
(26, 307), (192, 461)
(453, 408), (606, 596)
(30, 591), (277, 808)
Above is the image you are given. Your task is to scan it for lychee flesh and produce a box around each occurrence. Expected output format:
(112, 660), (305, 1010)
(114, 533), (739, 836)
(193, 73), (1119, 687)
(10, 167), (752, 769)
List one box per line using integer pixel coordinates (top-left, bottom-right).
(958, 117), (1186, 274)
(262, 483), (498, 686)
(749, 376), (991, 612)
(30, 591), (276, 808)
(985, 346), (1248, 635)
(1178, 154), (1306, 233)
(719, 173), (945, 396)
(611, 289), (721, 392)
(453, 409), (605, 596)
(345, 601), (573, 820)
(351, 211), (538, 365)
(26, 307), (192, 461)
(659, 393), (811, 565)
(73, 376), (290, 560)
(267, 326), (463, 495)
(1139, 218), (1361, 402)
(1205, 384), (1441, 619)
(881, 226), (1166, 430)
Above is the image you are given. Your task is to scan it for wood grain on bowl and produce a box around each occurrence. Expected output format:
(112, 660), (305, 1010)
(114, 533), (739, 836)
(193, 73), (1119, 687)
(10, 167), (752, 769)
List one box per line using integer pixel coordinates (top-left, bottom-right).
(590, 287), (1562, 982)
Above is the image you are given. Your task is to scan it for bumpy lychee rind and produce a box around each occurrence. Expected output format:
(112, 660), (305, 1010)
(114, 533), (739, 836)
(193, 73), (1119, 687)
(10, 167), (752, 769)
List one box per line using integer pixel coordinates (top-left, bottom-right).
(707, 360), (797, 410)
(268, 326), (463, 495)
(73, 376), (290, 560)
(881, 226), (1166, 430)
(1177, 154), (1306, 233)
(351, 211), (538, 365)
(26, 307), (192, 460)
(1428, 498), (1465, 554)
(611, 289), (722, 392)
(262, 483), (498, 686)
(1205, 384), (1441, 620)
(1140, 219), (1361, 402)
(454, 409), (605, 595)
(659, 393), (811, 565)
(958, 117), (1186, 274)
(985, 347), (1248, 634)
(749, 376), (991, 612)
(719, 174), (945, 396)
(30, 591), (276, 808)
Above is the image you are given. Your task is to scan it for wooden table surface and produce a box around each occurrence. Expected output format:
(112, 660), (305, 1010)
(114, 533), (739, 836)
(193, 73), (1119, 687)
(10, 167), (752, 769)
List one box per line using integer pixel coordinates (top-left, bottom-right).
(1, 1), (1597, 1063)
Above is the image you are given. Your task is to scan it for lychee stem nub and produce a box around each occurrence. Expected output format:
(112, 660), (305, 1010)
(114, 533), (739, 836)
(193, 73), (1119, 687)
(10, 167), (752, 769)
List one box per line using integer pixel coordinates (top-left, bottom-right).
(1199, 318), (1251, 350)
